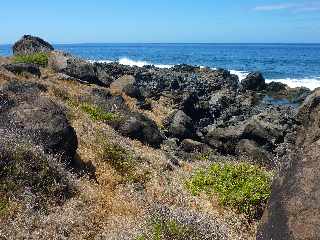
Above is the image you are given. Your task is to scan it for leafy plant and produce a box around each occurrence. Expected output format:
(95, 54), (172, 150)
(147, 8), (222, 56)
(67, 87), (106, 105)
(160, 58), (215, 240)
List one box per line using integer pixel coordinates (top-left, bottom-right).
(186, 162), (272, 219)
(13, 52), (49, 67)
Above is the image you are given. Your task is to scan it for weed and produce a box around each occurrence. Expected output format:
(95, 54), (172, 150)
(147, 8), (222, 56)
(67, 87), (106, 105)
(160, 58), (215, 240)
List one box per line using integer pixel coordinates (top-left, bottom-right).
(13, 52), (49, 67)
(80, 103), (120, 123)
(186, 162), (272, 219)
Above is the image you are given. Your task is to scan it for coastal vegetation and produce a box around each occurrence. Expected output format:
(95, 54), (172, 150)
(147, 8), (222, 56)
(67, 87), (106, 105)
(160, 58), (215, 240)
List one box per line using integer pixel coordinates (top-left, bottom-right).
(0, 35), (318, 239)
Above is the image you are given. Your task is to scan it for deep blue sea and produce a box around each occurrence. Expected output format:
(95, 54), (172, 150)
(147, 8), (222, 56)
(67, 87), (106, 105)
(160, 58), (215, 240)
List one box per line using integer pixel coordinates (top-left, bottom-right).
(1, 43), (320, 89)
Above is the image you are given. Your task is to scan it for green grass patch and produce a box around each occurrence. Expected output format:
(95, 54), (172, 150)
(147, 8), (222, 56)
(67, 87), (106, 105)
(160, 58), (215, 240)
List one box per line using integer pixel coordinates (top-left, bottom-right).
(0, 198), (9, 215)
(137, 218), (199, 240)
(80, 103), (120, 123)
(186, 162), (272, 219)
(13, 52), (49, 67)
(100, 141), (149, 184)
(102, 142), (135, 174)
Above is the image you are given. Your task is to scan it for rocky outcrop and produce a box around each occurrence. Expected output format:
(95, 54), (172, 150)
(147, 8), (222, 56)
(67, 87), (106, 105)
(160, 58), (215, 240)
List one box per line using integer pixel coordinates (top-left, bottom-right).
(49, 51), (108, 86)
(241, 72), (266, 91)
(13, 35), (54, 55)
(0, 80), (78, 162)
(3, 63), (41, 77)
(257, 90), (320, 240)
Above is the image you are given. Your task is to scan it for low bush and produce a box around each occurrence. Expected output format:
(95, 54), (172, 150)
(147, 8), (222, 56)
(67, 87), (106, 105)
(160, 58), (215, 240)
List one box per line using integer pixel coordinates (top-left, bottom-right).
(186, 162), (272, 219)
(13, 52), (49, 67)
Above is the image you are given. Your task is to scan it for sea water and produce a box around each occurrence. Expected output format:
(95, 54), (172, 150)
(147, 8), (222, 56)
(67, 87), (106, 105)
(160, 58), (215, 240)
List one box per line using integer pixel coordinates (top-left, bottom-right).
(1, 43), (319, 89)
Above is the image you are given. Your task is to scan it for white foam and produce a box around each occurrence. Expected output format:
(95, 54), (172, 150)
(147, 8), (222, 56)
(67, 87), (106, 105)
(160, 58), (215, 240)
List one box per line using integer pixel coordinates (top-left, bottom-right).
(88, 59), (113, 64)
(229, 70), (249, 81)
(89, 57), (173, 69)
(118, 57), (173, 68)
(88, 58), (320, 90)
(266, 77), (320, 90)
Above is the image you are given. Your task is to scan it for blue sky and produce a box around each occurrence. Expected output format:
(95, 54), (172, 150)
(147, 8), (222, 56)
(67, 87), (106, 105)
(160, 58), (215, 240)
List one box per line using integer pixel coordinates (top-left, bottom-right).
(1, 0), (320, 43)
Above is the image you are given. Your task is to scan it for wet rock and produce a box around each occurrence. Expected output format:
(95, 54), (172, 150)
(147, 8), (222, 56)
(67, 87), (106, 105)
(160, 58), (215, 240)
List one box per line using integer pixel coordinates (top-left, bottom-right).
(13, 35), (54, 55)
(3, 63), (41, 77)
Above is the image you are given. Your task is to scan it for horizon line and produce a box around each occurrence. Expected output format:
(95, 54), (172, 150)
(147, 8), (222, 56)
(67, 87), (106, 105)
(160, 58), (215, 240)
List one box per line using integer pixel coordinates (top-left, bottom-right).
(1, 42), (320, 45)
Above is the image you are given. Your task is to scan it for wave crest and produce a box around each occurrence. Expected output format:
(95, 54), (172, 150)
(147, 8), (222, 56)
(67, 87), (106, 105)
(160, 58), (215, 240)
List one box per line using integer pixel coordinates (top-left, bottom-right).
(89, 57), (320, 90)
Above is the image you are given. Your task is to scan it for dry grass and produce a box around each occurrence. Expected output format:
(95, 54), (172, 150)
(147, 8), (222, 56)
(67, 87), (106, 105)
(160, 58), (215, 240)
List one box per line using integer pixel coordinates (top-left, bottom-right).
(0, 60), (258, 239)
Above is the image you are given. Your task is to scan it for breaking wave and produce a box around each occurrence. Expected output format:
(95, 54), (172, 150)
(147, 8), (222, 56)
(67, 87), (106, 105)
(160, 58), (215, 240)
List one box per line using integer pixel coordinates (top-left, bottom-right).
(89, 57), (320, 90)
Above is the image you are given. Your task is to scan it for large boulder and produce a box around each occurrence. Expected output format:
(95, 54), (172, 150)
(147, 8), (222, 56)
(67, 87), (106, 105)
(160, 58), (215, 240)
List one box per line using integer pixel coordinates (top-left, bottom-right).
(257, 90), (320, 239)
(49, 51), (107, 86)
(3, 63), (41, 77)
(204, 124), (245, 154)
(165, 110), (195, 140)
(117, 113), (164, 148)
(241, 72), (266, 91)
(0, 80), (78, 162)
(13, 35), (54, 55)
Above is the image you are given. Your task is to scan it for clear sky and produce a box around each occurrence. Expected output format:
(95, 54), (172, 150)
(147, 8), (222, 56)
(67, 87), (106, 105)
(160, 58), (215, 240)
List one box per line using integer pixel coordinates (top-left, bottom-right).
(1, 0), (320, 44)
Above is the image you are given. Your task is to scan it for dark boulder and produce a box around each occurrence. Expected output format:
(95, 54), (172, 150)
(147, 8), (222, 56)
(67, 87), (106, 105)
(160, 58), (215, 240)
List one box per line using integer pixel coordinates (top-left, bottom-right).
(180, 139), (206, 153)
(117, 113), (164, 148)
(237, 139), (273, 167)
(204, 124), (245, 154)
(241, 72), (266, 91)
(3, 63), (41, 77)
(257, 90), (320, 239)
(13, 35), (54, 55)
(171, 64), (200, 73)
(0, 80), (78, 162)
(165, 110), (195, 140)
(49, 51), (107, 86)
(266, 81), (287, 93)
(123, 84), (144, 100)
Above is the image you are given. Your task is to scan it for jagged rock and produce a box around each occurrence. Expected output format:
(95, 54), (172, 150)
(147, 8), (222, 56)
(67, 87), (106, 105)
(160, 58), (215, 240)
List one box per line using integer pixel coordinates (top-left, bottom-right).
(13, 35), (54, 55)
(257, 90), (320, 239)
(241, 72), (266, 91)
(165, 110), (195, 140)
(0, 80), (78, 162)
(266, 81), (287, 93)
(3, 63), (41, 77)
(171, 64), (200, 72)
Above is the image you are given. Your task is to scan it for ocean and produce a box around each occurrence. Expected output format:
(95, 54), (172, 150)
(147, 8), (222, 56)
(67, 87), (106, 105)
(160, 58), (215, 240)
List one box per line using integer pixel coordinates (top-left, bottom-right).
(1, 43), (320, 90)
